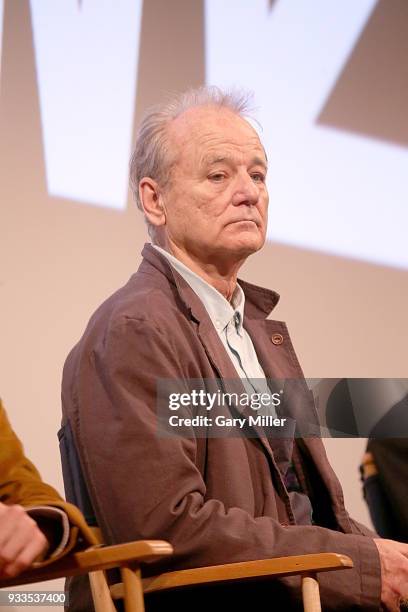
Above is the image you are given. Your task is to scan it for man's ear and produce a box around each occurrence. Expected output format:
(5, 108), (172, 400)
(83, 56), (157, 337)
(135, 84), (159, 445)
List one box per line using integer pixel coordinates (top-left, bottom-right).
(139, 178), (166, 228)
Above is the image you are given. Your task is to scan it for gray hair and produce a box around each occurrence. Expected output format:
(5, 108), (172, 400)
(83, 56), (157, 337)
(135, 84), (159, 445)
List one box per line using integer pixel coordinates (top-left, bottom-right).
(129, 85), (256, 239)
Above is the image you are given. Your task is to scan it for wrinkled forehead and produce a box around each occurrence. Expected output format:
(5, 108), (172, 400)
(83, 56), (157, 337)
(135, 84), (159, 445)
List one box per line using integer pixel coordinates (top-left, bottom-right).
(166, 106), (266, 161)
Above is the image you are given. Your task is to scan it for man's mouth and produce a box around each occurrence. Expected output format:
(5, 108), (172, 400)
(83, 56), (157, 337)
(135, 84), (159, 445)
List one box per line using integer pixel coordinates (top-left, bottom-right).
(229, 219), (259, 226)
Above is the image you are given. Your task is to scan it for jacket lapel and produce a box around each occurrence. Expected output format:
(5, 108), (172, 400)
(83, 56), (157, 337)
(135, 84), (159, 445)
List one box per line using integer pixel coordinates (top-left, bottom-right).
(245, 316), (349, 528)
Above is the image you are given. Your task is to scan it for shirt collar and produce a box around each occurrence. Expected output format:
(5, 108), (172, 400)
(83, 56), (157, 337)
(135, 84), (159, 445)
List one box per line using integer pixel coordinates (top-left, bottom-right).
(153, 245), (245, 334)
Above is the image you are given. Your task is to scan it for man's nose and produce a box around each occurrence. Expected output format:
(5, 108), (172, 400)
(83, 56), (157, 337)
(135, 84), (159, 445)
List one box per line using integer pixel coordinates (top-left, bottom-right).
(231, 173), (259, 206)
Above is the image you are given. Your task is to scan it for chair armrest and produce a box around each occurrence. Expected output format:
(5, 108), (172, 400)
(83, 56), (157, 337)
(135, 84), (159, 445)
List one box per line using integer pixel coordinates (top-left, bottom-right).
(0, 541), (173, 588)
(109, 552), (353, 598)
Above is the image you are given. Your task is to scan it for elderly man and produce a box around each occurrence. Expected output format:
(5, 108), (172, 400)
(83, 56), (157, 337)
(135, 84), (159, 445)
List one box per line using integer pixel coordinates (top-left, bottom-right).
(62, 87), (408, 611)
(0, 400), (96, 579)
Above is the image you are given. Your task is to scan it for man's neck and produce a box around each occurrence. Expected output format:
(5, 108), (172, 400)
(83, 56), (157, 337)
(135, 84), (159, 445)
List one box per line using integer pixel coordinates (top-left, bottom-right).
(155, 241), (243, 302)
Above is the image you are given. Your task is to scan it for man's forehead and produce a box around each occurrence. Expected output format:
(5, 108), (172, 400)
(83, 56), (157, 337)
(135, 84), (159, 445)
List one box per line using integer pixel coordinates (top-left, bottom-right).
(168, 105), (265, 158)
(201, 150), (267, 169)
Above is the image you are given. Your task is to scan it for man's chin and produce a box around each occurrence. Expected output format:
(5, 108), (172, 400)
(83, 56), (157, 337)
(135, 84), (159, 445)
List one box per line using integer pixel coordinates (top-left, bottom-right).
(221, 235), (265, 259)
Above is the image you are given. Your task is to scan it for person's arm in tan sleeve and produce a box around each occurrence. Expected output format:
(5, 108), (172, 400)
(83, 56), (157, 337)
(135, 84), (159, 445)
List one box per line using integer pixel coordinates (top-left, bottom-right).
(0, 400), (96, 577)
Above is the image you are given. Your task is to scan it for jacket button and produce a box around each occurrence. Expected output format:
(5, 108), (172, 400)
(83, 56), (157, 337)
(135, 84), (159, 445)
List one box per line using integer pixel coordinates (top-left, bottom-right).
(271, 333), (284, 345)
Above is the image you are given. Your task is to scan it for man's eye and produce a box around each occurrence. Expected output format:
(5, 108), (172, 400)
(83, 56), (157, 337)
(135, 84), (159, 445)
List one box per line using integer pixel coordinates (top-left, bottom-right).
(251, 173), (265, 183)
(209, 173), (226, 182)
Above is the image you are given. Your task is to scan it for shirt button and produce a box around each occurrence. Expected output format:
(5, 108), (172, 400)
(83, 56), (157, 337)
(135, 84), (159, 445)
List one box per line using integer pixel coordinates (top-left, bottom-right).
(271, 333), (284, 345)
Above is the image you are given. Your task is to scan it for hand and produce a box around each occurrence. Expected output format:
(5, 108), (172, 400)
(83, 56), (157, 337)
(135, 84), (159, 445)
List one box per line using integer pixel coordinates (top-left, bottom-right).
(0, 502), (48, 578)
(374, 538), (408, 612)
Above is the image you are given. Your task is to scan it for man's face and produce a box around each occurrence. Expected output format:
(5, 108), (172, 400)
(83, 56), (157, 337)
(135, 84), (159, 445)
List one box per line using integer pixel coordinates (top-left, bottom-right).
(160, 106), (269, 266)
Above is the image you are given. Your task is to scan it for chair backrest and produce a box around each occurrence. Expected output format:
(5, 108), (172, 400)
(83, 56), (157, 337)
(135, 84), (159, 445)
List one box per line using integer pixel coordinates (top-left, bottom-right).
(58, 421), (98, 527)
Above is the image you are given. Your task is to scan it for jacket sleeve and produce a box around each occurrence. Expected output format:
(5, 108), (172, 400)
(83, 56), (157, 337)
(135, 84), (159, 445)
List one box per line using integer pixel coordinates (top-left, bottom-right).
(66, 316), (381, 610)
(0, 400), (97, 563)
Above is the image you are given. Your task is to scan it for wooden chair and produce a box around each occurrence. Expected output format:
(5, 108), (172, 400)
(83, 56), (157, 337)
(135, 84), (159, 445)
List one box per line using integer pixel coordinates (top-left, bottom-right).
(6, 421), (352, 611)
(0, 539), (352, 612)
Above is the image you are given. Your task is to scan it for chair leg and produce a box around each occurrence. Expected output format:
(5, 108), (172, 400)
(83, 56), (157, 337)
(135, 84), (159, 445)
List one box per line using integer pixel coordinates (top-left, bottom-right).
(301, 573), (322, 612)
(120, 566), (145, 612)
(89, 571), (117, 612)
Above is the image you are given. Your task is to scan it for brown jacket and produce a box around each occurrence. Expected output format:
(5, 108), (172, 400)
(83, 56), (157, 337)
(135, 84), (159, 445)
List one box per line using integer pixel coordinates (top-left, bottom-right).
(0, 400), (97, 564)
(62, 244), (381, 610)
